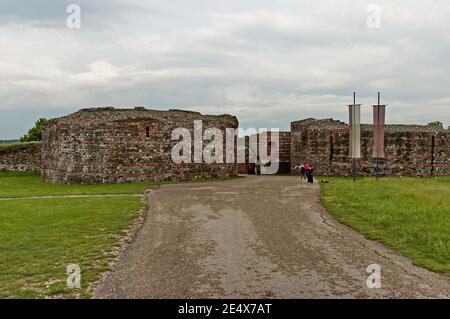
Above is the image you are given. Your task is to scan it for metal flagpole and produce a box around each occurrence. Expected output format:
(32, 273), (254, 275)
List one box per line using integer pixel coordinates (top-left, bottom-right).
(352, 92), (356, 182)
(376, 92), (380, 181)
(376, 159), (379, 181)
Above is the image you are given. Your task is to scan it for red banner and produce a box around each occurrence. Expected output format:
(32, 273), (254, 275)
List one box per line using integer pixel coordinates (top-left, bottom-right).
(372, 105), (386, 158)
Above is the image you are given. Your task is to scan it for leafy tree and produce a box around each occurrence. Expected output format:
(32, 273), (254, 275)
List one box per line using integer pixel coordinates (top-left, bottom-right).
(428, 121), (444, 129)
(20, 118), (48, 142)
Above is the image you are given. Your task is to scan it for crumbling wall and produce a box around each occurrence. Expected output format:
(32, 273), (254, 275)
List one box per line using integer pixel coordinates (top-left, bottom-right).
(256, 132), (291, 174)
(237, 132), (291, 174)
(291, 119), (450, 177)
(0, 142), (41, 172)
(41, 107), (239, 184)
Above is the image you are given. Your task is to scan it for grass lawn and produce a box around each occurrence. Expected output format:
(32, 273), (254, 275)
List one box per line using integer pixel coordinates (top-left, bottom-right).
(0, 172), (150, 198)
(320, 177), (450, 275)
(0, 172), (242, 198)
(0, 197), (144, 298)
(0, 172), (241, 298)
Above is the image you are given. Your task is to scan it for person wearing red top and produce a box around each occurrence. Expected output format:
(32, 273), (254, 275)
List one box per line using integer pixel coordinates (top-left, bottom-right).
(303, 163), (314, 183)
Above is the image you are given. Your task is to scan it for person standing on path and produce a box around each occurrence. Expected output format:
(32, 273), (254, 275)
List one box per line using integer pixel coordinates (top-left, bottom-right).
(255, 157), (262, 176)
(294, 164), (304, 180)
(306, 164), (314, 183)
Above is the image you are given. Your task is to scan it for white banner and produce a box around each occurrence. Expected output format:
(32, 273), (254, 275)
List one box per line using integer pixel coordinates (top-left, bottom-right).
(349, 104), (361, 159)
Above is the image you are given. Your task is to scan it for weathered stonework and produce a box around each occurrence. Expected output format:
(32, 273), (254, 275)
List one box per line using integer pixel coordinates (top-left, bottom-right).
(0, 142), (41, 172)
(41, 107), (239, 184)
(291, 118), (450, 177)
(237, 132), (291, 174)
(271, 131), (291, 173)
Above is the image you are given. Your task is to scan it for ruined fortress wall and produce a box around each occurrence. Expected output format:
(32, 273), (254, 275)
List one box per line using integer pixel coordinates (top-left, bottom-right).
(238, 132), (291, 174)
(41, 108), (239, 184)
(256, 132), (291, 173)
(0, 142), (41, 172)
(291, 119), (450, 177)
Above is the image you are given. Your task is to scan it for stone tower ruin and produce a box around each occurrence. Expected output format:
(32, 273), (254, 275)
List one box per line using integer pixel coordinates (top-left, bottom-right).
(41, 107), (239, 184)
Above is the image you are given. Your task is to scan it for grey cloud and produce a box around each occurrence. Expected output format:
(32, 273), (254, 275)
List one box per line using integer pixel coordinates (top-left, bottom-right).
(0, 0), (450, 138)
(0, 0), (148, 28)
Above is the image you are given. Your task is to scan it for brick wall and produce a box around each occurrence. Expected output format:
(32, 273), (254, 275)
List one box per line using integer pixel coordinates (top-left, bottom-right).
(0, 142), (41, 172)
(41, 107), (239, 184)
(237, 132), (291, 174)
(256, 132), (291, 173)
(291, 118), (450, 177)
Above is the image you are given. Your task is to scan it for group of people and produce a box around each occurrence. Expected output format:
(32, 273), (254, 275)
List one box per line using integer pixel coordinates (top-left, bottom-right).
(296, 163), (314, 183)
(251, 159), (314, 182)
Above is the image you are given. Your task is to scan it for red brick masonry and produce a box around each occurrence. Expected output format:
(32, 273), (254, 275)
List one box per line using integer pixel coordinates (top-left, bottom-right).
(41, 107), (239, 184)
(291, 118), (450, 177)
(0, 142), (41, 173)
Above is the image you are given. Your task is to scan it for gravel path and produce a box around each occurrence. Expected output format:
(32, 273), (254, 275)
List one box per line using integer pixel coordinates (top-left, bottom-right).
(0, 194), (144, 201)
(94, 176), (449, 299)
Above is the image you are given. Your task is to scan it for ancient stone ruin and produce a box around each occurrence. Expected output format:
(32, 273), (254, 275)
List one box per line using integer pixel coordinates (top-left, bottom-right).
(0, 142), (40, 172)
(1, 108), (449, 182)
(41, 107), (239, 184)
(238, 132), (291, 174)
(291, 118), (450, 177)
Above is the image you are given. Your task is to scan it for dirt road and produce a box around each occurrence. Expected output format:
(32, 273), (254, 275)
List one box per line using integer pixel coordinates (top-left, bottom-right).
(94, 176), (449, 298)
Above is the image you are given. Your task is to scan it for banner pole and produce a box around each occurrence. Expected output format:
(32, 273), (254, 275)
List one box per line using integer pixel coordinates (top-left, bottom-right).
(376, 159), (379, 180)
(353, 92), (357, 182)
(376, 92), (380, 181)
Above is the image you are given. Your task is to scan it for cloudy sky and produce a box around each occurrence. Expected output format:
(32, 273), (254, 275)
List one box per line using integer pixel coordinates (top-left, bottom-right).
(1, 0), (449, 138)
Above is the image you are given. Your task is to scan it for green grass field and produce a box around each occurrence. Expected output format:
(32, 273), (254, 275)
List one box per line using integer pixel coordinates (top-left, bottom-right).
(0, 172), (151, 198)
(320, 177), (450, 275)
(0, 172), (242, 198)
(0, 197), (145, 298)
(0, 172), (240, 298)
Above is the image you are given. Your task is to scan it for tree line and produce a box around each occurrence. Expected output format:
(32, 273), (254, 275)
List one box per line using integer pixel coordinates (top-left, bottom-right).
(428, 121), (450, 130)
